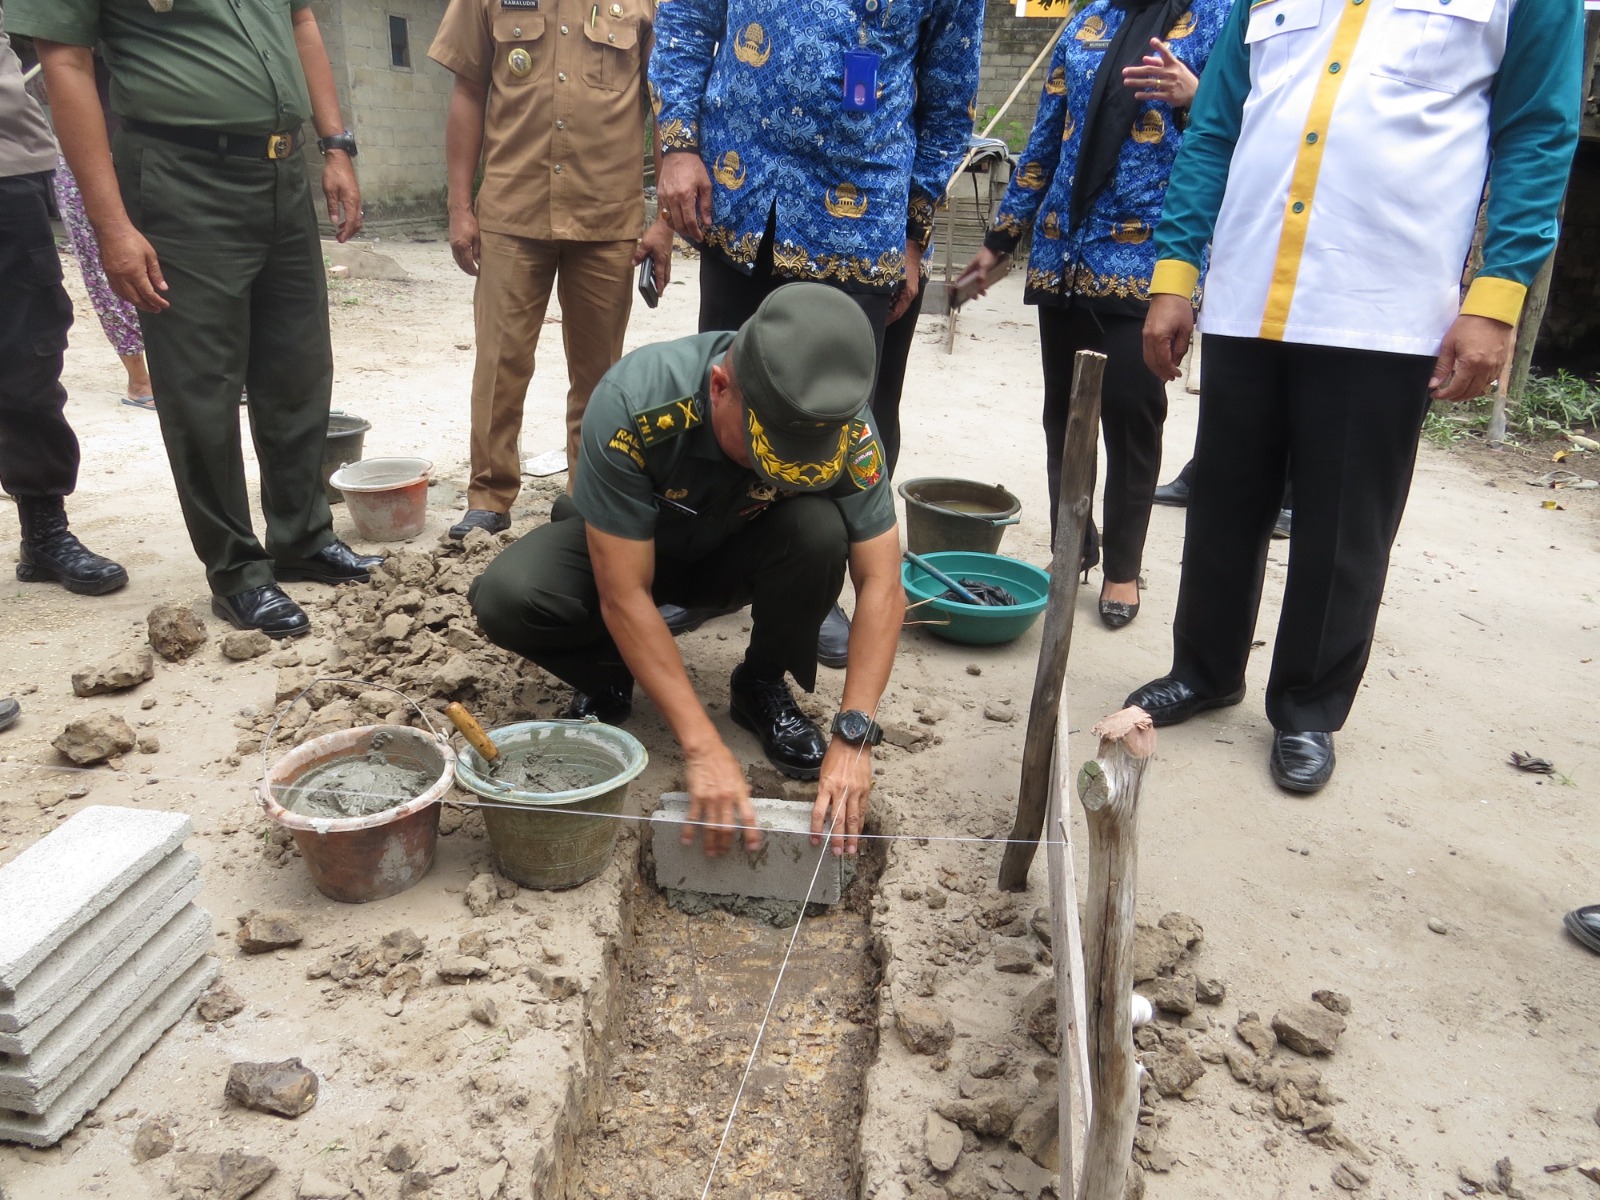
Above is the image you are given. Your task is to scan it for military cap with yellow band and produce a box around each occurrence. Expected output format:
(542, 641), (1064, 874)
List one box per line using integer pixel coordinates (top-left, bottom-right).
(730, 283), (877, 492)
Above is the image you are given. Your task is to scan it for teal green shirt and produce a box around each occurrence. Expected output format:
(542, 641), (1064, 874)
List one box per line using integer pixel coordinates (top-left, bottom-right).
(9, 0), (314, 134)
(574, 332), (896, 560)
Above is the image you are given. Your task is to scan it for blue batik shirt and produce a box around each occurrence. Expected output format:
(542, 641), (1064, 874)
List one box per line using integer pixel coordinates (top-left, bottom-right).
(651, 0), (983, 294)
(986, 0), (1225, 312)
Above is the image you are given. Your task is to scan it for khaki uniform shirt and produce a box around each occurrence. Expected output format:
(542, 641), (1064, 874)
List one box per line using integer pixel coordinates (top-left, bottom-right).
(574, 332), (895, 561)
(8, 0), (312, 135)
(428, 0), (652, 242)
(0, 28), (58, 178)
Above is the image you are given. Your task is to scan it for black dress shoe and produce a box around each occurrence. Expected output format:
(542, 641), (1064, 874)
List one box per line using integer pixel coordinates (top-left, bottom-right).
(1124, 676), (1246, 727)
(1272, 509), (1293, 540)
(275, 540), (385, 585)
(449, 509), (511, 540)
(1269, 730), (1335, 793)
(565, 684), (633, 725)
(1098, 581), (1140, 630)
(817, 603), (850, 669)
(211, 585), (311, 639)
(729, 664), (827, 780)
(1563, 905), (1600, 955)
(1152, 475), (1191, 507)
(0, 697), (19, 732)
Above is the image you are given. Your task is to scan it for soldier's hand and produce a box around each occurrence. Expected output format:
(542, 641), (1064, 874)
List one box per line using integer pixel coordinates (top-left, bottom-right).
(659, 151), (713, 244)
(322, 151), (362, 243)
(812, 738), (871, 857)
(634, 215), (675, 290)
(1143, 292), (1194, 382)
(683, 740), (761, 858)
(99, 222), (169, 313)
(1430, 314), (1514, 402)
(450, 208), (482, 277)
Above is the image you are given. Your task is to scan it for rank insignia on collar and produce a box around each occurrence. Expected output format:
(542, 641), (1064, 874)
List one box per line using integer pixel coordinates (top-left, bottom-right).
(635, 396), (701, 446)
(747, 482), (778, 502)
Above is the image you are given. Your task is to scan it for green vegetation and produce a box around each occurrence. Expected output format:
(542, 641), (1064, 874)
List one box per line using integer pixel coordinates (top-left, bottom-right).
(1422, 370), (1600, 447)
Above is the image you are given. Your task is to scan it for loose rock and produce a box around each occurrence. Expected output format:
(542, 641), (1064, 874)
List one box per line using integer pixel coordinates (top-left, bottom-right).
(1143, 1028), (1206, 1096)
(148, 603), (208, 662)
(924, 1112), (963, 1171)
(225, 1059), (319, 1118)
(137, 732), (160, 754)
(1235, 1011), (1277, 1056)
(1195, 977), (1227, 1005)
(1313, 989), (1353, 1015)
(982, 701), (1017, 723)
(477, 1159), (509, 1200)
(1020, 979), (1058, 1052)
(296, 1168), (350, 1200)
(171, 1151), (277, 1200)
(993, 939), (1035, 974)
(221, 630), (274, 661)
(464, 873), (499, 917)
(1332, 1161), (1371, 1191)
(896, 999), (955, 1056)
(470, 996), (499, 1026)
(1141, 972), (1197, 1016)
(381, 928), (425, 964)
(235, 912), (303, 954)
(71, 648), (154, 697)
(53, 713), (136, 765)
(439, 955), (491, 982)
(132, 1116), (174, 1162)
(384, 1144), (417, 1172)
(1272, 1002), (1346, 1056)
(196, 981), (246, 1023)
(1132, 922), (1186, 983)
(1428, 917), (1449, 935)
(1010, 1092), (1060, 1170)
(399, 1170), (433, 1198)
(937, 1091), (1026, 1137)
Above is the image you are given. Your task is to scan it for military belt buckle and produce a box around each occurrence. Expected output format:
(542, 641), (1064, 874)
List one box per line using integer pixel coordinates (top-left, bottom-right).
(266, 134), (294, 160)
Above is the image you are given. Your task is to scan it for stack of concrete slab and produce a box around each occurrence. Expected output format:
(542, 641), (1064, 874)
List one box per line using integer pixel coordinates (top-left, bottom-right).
(0, 805), (216, 1147)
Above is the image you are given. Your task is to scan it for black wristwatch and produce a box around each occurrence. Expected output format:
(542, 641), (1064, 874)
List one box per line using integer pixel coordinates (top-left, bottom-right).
(318, 130), (358, 158)
(831, 709), (884, 747)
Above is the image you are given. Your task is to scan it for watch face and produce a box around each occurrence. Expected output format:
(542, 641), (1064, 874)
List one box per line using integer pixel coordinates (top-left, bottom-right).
(837, 711), (868, 741)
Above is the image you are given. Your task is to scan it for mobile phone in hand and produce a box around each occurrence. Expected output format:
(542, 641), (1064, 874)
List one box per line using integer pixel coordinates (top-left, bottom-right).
(637, 258), (660, 309)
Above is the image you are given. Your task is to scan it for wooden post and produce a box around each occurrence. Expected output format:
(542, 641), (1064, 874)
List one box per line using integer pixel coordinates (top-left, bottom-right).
(999, 349), (1105, 892)
(1076, 707), (1156, 1200)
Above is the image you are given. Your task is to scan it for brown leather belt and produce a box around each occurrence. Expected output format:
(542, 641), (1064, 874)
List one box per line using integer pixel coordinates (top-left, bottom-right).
(122, 118), (301, 160)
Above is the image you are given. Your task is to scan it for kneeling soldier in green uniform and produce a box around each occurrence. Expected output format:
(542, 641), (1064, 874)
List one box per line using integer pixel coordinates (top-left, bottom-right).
(470, 284), (904, 857)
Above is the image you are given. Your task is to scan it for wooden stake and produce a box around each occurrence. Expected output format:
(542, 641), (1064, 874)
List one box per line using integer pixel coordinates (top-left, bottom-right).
(1045, 713), (1093, 1198)
(999, 349), (1105, 892)
(1077, 706), (1155, 1200)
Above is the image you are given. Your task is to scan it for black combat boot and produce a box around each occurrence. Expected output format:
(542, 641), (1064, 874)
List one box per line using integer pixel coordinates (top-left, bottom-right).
(15, 496), (128, 596)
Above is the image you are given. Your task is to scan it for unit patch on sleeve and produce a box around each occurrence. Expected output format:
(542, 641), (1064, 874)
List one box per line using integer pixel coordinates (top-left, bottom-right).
(607, 427), (646, 468)
(634, 396), (702, 447)
(846, 418), (884, 490)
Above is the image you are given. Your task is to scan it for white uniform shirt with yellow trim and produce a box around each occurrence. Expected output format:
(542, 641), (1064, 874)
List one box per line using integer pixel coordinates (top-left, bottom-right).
(1151, 0), (1583, 356)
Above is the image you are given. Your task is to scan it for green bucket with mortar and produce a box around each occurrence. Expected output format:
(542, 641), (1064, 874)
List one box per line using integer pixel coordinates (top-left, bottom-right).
(453, 719), (648, 890)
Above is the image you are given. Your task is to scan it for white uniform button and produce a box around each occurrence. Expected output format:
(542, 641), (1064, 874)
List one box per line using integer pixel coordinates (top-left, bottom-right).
(557, 71), (567, 81)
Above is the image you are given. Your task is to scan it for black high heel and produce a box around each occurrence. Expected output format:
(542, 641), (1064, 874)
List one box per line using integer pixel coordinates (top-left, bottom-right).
(1098, 579), (1140, 629)
(1079, 519), (1100, 583)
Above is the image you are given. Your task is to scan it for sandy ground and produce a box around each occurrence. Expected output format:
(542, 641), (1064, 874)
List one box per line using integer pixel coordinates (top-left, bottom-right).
(0, 234), (1597, 1200)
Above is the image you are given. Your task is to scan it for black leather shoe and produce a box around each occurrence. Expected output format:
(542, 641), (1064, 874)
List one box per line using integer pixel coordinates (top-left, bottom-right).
(15, 497), (128, 596)
(1272, 509), (1293, 540)
(1563, 905), (1600, 955)
(729, 664), (826, 780)
(1099, 581), (1140, 630)
(274, 540), (385, 585)
(565, 684), (633, 725)
(1152, 475), (1191, 508)
(211, 585), (311, 639)
(1124, 676), (1246, 727)
(817, 603), (850, 668)
(1269, 730), (1335, 793)
(449, 509), (511, 540)
(0, 697), (18, 732)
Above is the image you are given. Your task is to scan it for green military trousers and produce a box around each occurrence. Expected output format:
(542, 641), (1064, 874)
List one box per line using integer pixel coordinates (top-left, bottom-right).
(114, 128), (336, 596)
(469, 494), (848, 697)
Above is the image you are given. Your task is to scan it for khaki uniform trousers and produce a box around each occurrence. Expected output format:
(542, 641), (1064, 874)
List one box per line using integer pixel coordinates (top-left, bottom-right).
(469, 231), (635, 512)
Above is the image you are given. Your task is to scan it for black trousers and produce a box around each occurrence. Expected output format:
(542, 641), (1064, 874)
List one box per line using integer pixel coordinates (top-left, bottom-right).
(1172, 335), (1434, 732)
(698, 218), (905, 467)
(1039, 303), (1167, 582)
(114, 129), (336, 595)
(469, 494), (848, 696)
(0, 173), (79, 500)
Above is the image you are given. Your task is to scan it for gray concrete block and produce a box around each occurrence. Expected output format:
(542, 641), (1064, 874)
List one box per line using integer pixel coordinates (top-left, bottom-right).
(0, 806), (193, 992)
(0, 953), (216, 1147)
(0, 905), (211, 1113)
(648, 793), (843, 906)
(0, 849), (202, 1044)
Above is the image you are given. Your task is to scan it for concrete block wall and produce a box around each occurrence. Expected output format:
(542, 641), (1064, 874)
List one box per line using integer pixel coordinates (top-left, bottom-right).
(308, 0), (452, 224)
(975, 5), (1065, 153)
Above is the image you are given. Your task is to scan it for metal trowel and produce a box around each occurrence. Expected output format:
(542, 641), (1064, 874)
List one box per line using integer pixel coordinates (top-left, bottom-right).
(445, 701), (503, 776)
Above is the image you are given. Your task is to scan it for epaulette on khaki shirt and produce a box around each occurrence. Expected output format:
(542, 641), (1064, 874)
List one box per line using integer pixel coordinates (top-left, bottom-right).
(429, 0), (652, 242)
(573, 332), (896, 561)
